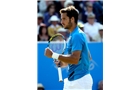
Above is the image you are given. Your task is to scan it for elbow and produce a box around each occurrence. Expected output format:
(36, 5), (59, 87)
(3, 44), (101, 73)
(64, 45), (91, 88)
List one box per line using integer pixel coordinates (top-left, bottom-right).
(74, 61), (79, 64)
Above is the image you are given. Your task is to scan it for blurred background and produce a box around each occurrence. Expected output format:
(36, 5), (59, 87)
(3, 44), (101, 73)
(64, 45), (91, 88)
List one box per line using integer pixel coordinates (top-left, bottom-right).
(37, 0), (103, 90)
(37, 0), (103, 42)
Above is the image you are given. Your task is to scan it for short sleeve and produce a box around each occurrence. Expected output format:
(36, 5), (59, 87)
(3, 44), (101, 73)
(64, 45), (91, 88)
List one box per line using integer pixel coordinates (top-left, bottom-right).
(71, 34), (83, 52)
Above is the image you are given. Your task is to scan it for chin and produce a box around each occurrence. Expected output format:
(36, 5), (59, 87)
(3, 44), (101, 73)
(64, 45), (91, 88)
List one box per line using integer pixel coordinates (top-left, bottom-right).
(64, 27), (67, 29)
(62, 26), (65, 29)
(64, 27), (69, 29)
(63, 27), (66, 29)
(62, 26), (65, 28)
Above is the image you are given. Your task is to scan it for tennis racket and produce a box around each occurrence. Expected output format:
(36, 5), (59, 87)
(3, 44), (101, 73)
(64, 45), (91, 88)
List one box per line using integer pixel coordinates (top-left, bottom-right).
(47, 33), (66, 82)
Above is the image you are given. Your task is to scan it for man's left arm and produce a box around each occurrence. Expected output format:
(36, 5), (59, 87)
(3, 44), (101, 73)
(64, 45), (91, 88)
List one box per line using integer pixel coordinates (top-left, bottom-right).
(45, 34), (83, 64)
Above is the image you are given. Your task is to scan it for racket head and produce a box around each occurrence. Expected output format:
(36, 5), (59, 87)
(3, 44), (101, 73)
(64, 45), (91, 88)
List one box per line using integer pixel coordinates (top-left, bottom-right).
(48, 33), (66, 54)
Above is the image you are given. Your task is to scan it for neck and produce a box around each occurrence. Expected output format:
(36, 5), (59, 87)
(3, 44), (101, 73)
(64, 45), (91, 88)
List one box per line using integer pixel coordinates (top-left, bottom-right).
(69, 23), (77, 33)
(89, 22), (94, 25)
(49, 12), (53, 15)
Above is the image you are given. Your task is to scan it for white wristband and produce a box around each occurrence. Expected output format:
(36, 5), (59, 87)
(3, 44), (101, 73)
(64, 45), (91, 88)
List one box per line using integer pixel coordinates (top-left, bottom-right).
(52, 52), (60, 60)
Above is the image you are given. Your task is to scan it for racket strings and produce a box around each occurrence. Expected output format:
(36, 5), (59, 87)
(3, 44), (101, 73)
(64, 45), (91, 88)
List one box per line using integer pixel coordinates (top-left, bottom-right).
(49, 35), (66, 54)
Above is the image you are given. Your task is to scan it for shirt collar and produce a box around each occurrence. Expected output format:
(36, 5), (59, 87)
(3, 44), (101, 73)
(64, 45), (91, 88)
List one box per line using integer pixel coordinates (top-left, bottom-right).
(70, 26), (79, 36)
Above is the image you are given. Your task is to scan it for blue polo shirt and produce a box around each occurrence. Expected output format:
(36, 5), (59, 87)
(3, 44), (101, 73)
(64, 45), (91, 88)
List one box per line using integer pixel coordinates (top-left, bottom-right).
(66, 26), (90, 81)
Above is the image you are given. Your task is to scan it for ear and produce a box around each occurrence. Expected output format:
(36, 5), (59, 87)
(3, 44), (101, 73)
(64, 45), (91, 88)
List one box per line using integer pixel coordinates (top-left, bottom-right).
(71, 17), (74, 23)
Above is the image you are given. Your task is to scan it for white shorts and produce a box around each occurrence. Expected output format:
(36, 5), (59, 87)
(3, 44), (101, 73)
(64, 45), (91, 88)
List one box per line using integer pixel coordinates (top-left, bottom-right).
(63, 74), (93, 90)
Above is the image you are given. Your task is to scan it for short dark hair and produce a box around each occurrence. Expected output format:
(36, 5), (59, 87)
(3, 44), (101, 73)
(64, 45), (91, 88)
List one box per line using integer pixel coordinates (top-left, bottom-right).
(59, 6), (79, 24)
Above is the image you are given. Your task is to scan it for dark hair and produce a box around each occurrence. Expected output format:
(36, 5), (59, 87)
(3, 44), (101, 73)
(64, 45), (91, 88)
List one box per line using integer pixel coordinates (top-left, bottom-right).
(37, 87), (44, 90)
(59, 6), (79, 24)
(46, 3), (55, 12)
(38, 26), (48, 36)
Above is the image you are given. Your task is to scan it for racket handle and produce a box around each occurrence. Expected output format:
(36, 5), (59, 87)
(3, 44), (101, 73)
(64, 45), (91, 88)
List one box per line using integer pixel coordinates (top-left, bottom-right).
(58, 67), (63, 82)
(54, 59), (63, 82)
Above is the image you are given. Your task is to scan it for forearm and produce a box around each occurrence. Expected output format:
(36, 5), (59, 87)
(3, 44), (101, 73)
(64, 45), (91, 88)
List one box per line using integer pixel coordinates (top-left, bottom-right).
(50, 50), (81, 65)
(58, 54), (79, 64)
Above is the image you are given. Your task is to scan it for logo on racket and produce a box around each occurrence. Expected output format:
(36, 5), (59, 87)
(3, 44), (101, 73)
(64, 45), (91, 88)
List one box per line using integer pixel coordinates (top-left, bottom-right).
(50, 42), (64, 54)
(51, 44), (61, 52)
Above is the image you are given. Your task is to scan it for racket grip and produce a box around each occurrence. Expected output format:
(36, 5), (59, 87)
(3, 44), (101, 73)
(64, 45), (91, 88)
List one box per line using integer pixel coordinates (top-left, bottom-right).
(58, 67), (63, 82)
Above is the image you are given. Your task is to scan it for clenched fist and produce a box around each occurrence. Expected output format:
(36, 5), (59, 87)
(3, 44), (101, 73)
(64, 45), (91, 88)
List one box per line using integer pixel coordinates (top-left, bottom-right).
(44, 48), (53, 58)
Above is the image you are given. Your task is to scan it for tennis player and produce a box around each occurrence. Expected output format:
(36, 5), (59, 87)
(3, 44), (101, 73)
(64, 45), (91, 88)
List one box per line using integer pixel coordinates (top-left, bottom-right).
(45, 6), (93, 90)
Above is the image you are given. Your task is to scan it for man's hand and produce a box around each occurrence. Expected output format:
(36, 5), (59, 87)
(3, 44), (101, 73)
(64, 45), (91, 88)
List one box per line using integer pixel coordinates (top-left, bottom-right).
(54, 60), (68, 68)
(54, 60), (61, 67)
(44, 48), (53, 58)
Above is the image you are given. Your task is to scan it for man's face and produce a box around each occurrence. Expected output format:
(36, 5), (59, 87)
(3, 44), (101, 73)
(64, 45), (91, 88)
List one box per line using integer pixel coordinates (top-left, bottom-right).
(87, 6), (93, 12)
(87, 17), (94, 24)
(38, 17), (43, 25)
(51, 21), (58, 25)
(60, 13), (72, 30)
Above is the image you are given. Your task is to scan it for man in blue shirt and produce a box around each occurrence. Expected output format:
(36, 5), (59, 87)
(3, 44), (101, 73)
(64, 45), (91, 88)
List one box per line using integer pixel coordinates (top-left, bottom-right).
(45, 6), (93, 90)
